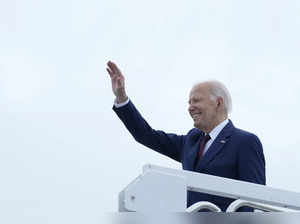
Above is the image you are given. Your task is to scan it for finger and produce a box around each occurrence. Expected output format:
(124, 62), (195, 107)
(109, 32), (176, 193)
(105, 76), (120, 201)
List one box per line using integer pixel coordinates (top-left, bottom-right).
(108, 61), (122, 75)
(107, 61), (116, 73)
(106, 68), (113, 76)
(113, 62), (122, 75)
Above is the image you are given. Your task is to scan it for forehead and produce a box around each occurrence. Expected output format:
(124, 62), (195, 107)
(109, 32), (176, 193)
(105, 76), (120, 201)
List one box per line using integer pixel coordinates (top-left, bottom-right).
(189, 84), (211, 98)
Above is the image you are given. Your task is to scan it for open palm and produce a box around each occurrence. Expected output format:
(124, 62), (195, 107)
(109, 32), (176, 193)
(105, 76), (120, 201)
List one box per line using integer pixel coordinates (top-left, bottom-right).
(106, 61), (127, 102)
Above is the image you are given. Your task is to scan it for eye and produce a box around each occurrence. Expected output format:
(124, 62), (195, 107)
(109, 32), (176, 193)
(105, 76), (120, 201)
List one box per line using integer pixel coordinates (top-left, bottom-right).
(189, 97), (201, 105)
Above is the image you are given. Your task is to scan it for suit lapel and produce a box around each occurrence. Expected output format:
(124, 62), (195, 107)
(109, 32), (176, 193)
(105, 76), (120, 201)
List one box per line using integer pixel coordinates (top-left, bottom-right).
(195, 120), (235, 172)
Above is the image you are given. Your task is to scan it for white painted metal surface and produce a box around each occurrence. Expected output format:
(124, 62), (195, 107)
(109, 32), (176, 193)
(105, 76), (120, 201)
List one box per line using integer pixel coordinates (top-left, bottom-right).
(119, 164), (300, 212)
(186, 201), (221, 212)
(226, 199), (300, 212)
(119, 169), (187, 212)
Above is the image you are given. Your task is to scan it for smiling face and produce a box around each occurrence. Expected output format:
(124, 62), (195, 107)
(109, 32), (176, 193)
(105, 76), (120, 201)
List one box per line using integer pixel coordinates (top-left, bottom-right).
(188, 83), (222, 133)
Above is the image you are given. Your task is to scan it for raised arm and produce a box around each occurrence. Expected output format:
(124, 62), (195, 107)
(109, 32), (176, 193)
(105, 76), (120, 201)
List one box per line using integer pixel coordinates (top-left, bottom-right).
(106, 61), (185, 162)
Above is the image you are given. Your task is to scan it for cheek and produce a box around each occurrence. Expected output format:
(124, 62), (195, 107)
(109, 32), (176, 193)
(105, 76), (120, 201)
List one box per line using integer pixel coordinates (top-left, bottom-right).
(207, 101), (218, 110)
(196, 102), (204, 109)
(203, 105), (216, 117)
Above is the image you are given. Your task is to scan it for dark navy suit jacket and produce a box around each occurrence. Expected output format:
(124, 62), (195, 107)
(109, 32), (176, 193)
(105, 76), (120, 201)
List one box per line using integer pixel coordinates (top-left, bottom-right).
(113, 100), (266, 212)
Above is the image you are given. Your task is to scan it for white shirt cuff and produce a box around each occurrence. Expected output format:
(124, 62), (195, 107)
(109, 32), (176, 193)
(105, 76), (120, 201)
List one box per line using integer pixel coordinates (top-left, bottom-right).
(114, 98), (130, 108)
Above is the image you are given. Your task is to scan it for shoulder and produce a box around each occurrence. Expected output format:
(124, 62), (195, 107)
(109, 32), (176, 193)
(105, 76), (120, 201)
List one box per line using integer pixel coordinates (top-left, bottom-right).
(233, 128), (258, 139)
(184, 128), (203, 143)
(231, 127), (263, 149)
(186, 128), (203, 136)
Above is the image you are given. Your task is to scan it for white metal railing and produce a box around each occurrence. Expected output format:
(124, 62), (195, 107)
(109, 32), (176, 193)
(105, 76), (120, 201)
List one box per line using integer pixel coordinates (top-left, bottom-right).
(226, 199), (300, 212)
(186, 201), (221, 212)
(185, 199), (300, 213)
(119, 164), (300, 212)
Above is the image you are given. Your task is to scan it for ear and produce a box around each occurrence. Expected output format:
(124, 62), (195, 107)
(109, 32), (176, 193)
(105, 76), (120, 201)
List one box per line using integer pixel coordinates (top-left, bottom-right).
(216, 97), (224, 108)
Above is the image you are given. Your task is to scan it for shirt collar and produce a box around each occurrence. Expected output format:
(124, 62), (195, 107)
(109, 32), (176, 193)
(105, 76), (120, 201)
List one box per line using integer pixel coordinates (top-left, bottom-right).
(207, 119), (229, 141)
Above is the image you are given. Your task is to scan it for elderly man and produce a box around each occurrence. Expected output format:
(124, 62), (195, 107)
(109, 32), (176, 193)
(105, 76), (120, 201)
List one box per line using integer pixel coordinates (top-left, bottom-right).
(106, 61), (266, 212)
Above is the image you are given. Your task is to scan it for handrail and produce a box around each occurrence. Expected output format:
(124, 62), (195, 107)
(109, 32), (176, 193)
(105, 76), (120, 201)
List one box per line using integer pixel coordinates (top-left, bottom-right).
(119, 164), (300, 212)
(186, 201), (221, 212)
(226, 199), (300, 212)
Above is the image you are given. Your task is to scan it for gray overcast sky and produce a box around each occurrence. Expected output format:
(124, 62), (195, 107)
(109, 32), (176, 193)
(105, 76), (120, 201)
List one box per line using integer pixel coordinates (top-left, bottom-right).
(1, 0), (300, 223)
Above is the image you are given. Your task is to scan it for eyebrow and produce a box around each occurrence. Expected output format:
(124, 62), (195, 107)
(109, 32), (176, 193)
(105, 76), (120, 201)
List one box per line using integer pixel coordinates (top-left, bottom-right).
(188, 96), (201, 104)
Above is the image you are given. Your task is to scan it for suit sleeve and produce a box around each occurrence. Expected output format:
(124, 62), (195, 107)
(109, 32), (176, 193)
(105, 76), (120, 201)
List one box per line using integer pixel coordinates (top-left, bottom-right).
(113, 100), (185, 162)
(237, 134), (266, 185)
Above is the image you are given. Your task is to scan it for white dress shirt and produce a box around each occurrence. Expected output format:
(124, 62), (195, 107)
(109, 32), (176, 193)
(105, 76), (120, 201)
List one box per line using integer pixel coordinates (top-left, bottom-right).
(203, 119), (229, 155)
(114, 98), (130, 108)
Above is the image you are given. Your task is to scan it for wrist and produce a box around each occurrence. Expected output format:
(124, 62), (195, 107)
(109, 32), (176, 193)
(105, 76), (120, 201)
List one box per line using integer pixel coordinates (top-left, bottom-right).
(116, 95), (128, 104)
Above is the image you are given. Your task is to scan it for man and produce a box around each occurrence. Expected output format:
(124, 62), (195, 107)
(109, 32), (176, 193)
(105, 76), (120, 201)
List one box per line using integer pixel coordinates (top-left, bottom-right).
(106, 61), (266, 212)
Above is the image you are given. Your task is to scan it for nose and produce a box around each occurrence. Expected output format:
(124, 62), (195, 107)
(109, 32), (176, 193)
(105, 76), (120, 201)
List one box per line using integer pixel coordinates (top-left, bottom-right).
(188, 103), (195, 113)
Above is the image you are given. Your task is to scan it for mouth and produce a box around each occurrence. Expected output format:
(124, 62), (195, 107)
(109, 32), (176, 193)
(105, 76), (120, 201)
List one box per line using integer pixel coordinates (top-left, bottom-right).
(191, 113), (202, 120)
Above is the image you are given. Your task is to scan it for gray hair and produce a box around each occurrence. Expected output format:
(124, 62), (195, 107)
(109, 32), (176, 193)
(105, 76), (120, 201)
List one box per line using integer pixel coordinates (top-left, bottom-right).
(208, 81), (232, 115)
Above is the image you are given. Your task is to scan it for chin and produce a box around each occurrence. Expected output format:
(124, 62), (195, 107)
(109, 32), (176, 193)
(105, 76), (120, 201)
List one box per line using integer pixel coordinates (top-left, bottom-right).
(193, 122), (200, 129)
(194, 121), (205, 130)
